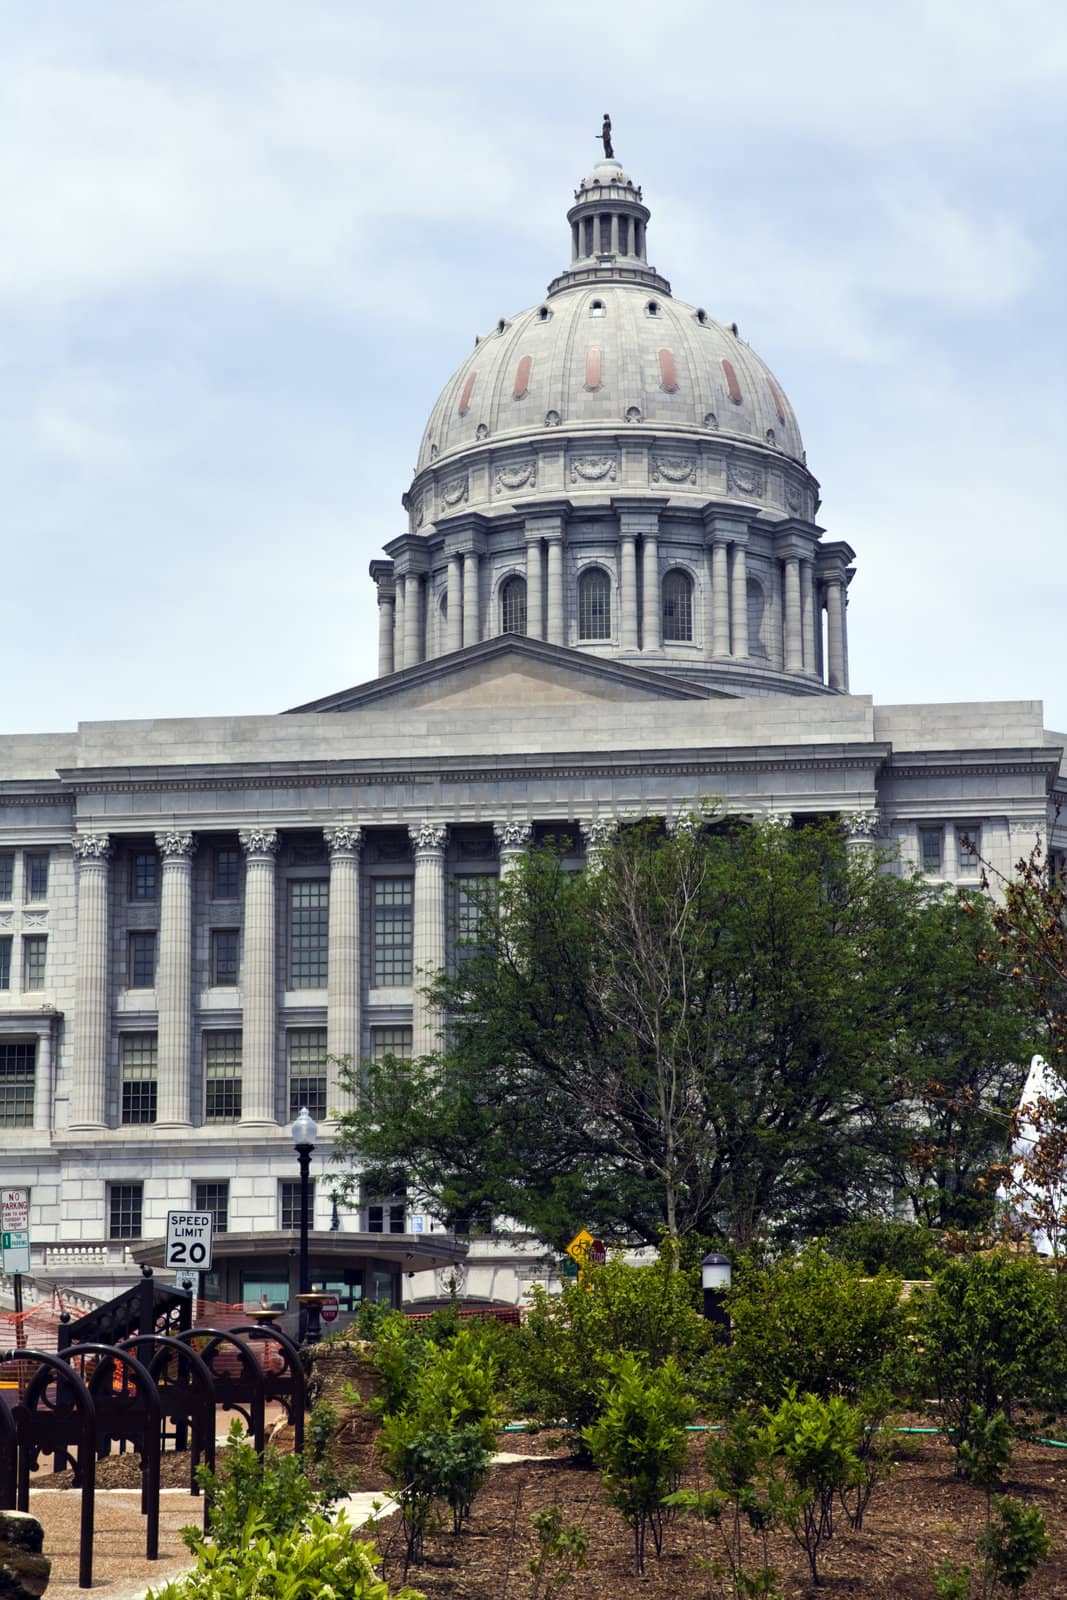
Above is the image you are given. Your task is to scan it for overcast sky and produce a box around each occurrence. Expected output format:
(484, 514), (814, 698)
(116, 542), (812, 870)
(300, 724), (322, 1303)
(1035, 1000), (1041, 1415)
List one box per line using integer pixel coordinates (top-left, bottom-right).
(3, 1), (1065, 734)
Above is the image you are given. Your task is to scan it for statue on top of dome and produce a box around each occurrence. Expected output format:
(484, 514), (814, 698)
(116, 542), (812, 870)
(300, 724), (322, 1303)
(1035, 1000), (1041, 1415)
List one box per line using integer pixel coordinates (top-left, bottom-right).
(600, 113), (614, 159)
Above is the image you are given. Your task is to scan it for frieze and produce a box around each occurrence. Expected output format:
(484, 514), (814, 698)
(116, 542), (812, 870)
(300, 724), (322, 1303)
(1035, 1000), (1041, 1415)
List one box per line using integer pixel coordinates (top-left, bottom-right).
(495, 459), (537, 495)
(493, 820), (533, 851)
(727, 461), (766, 498)
(409, 823), (449, 852)
(570, 454), (617, 484)
(155, 831), (196, 858)
(324, 825), (365, 856)
(440, 473), (469, 509)
(238, 828), (279, 858)
(651, 454), (697, 485)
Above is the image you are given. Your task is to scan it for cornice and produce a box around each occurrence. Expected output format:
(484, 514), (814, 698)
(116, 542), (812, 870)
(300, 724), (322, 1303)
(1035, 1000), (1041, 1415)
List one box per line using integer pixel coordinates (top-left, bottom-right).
(886, 749), (1060, 783)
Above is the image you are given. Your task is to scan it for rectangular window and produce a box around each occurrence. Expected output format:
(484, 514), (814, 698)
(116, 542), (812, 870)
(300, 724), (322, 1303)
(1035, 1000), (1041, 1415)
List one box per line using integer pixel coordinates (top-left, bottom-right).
(120, 1033), (158, 1125)
(373, 877), (413, 986)
(452, 875), (490, 966)
(25, 854), (49, 901)
(22, 936), (47, 990)
(204, 1031), (242, 1121)
(289, 880), (329, 988)
(288, 1028), (328, 1121)
(213, 847), (241, 900)
(0, 937), (10, 992)
(193, 1181), (229, 1234)
(371, 1026), (413, 1062)
(280, 1177), (315, 1231)
(919, 827), (943, 875)
(0, 1041), (35, 1127)
(210, 928), (240, 987)
(0, 854), (12, 901)
(957, 826), (980, 877)
(367, 1200), (406, 1234)
(109, 1183), (143, 1240)
(128, 931), (157, 989)
(129, 850), (159, 900)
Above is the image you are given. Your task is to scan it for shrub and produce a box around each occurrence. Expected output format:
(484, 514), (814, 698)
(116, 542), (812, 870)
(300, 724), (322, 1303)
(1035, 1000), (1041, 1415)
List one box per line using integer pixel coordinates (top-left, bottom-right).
(759, 1389), (864, 1587)
(150, 1513), (423, 1600)
(667, 1409), (781, 1599)
(827, 1217), (947, 1278)
(934, 1496), (1051, 1598)
(582, 1352), (694, 1574)
(186, 1418), (346, 1555)
(918, 1251), (1063, 1449)
(526, 1505), (590, 1597)
(723, 1244), (911, 1411)
(512, 1251), (713, 1451)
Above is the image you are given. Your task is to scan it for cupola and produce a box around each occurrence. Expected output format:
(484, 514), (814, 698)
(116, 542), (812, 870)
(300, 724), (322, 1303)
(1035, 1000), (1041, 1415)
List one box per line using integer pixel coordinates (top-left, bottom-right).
(546, 158), (671, 298)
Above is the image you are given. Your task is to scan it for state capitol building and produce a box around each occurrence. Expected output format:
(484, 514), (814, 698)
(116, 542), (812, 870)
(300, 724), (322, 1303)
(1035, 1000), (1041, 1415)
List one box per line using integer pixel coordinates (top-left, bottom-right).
(2, 144), (1063, 1312)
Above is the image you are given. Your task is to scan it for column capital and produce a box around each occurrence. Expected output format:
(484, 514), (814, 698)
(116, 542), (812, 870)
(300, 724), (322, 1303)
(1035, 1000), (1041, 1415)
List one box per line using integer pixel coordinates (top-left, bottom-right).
(842, 809), (881, 842)
(71, 833), (111, 862)
(580, 818), (617, 853)
(370, 559), (396, 600)
(493, 820), (533, 852)
(155, 830), (196, 860)
(703, 509), (750, 546)
(325, 825), (365, 858)
(409, 822), (449, 854)
(239, 828), (280, 860)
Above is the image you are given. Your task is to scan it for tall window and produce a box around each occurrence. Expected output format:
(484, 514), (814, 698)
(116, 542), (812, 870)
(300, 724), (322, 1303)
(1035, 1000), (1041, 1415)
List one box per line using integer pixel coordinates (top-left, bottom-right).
(289, 880), (329, 987)
(0, 854), (12, 901)
(371, 1027), (413, 1063)
(662, 569), (694, 642)
(121, 1033), (158, 1125)
(957, 826), (981, 877)
(919, 827), (943, 875)
(577, 568), (611, 640)
(0, 937), (11, 992)
(452, 876), (491, 967)
(288, 1028), (327, 1121)
(213, 847), (241, 899)
(204, 1031), (242, 1121)
(373, 878), (413, 985)
(22, 936), (47, 990)
(128, 931), (157, 989)
(210, 928), (240, 987)
(0, 1041), (35, 1127)
(129, 850), (159, 900)
(746, 577), (766, 657)
(25, 854), (49, 901)
(109, 1183), (143, 1240)
(500, 575), (527, 635)
(280, 1178), (315, 1231)
(194, 1181), (229, 1234)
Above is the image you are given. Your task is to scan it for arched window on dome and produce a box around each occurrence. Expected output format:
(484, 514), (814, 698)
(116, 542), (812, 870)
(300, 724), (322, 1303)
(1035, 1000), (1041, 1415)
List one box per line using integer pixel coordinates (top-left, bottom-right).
(747, 577), (767, 658)
(662, 569), (694, 643)
(500, 576), (527, 636)
(577, 567), (611, 641)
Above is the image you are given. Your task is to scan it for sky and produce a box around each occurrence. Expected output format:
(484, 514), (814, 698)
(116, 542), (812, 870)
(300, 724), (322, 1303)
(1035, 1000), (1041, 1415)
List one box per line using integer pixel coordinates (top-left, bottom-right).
(2, 0), (1065, 734)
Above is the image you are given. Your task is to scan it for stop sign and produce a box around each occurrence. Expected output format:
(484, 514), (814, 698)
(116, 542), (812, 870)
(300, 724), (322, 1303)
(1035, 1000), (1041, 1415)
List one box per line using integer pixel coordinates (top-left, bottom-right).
(320, 1293), (340, 1324)
(588, 1239), (607, 1267)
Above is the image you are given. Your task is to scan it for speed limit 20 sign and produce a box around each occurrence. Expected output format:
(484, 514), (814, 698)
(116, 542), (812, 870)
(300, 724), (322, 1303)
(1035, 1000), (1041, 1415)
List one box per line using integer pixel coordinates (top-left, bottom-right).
(165, 1211), (215, 1271)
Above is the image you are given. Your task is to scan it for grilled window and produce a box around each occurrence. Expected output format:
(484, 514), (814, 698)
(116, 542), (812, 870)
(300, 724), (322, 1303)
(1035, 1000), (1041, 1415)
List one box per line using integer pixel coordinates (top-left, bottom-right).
(128, 931), (157, 989)
(957, 827), (981, 877)
(577, 568), (611, 640)
(500, 576), (527, 635)
(0, 937), (11, 992)
(25, 854), (49, 901)
(919, 827), (943, 874)
(0, 1041), (35, 1127)
(289, 880), (329, 988)
(288, 1028), (327, 1121)
(453, 876), (491, 966)
(662, 569), (694, 642)
(373, 878), (413, 986)
(371, 1027), (413, 1062)
(210, 928), (240, 986)
(204, 1031), (242, 1121)
(22, 936), (47, 990)
(194, 1181), (229, 1234)
(280, 1178), (315, 1231)
(213, 847), (241, 899)
(109, 1183), (143, 1240)
(0, 855), (12, 901)
(367, 1200), (406, 1234)
(129, 850), (159, 900)
(121, 1033), (158, 1125)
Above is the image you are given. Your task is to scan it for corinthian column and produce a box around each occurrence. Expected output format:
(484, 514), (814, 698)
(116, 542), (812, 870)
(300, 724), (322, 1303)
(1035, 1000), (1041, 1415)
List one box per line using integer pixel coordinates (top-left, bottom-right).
(619, 534), (638, 651)
(446, 555), (463, 653)
(730, 542), (749, 657)
(711, 541), (730, 655)
(783, 557), (802, 673)
(377, 585), (395, 677)
(493, 819), (533, 879)
(325, 826), (363, 1109)
(526, 539), (544, 640)
(408, 823), (448, 1057)
(579, 818), (617, 871)
(70, 834), (111, 1131)
(641, 534), (661, 650)
(463, 552), (480, 646)
(546, 534), (564, 644)
(239, 828), (279, 1125)
(155, 831), (196, 1128)
(800, 559), (815, 673)
(826, 580), (846, 691)
(404, 573), (422, 667)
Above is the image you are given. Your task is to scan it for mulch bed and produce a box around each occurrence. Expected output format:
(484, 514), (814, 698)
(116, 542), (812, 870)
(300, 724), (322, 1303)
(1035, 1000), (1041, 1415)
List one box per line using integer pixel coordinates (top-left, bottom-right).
(370, 1432), (1067, 1599)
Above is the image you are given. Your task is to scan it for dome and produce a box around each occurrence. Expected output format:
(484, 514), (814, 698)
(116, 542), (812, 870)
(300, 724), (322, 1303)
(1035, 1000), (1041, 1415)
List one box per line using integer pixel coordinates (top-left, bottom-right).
(416, 286), (804, 474)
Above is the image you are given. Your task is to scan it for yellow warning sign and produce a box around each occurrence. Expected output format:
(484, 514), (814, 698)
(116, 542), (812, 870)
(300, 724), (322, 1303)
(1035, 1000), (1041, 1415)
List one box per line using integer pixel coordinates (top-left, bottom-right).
(565, 1228), (594, 1265)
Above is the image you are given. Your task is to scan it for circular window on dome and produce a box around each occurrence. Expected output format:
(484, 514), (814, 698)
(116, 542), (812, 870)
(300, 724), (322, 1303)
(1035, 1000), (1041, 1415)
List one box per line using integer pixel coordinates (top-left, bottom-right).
(590, 299), (606, 317)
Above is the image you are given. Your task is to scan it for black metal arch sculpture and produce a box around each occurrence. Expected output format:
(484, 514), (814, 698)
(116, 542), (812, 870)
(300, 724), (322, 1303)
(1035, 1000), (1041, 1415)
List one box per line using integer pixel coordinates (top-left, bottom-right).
(178, 1327), (265, 1452)
(118, 1332), (217, 1529)
(0, 1348), (97, 1589)
(0, 1385), (18, 1511)
(59, 1342), (162, 1561)
(231, 1322), (306, 1453)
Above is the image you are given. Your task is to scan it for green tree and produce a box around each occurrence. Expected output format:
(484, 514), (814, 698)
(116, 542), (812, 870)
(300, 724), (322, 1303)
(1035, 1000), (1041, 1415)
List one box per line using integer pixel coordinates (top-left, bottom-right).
(333, 815), (1032, 1248)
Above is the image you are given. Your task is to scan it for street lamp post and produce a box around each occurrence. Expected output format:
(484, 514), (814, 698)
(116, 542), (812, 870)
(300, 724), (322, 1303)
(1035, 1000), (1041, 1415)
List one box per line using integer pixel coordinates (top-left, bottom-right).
(701, 1251), (732, 1339)
(291, 1106), (318, 1344)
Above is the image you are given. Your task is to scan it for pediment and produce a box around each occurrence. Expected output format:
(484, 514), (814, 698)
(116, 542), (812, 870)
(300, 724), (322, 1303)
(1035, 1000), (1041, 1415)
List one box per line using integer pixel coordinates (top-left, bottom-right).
(286, 636), (721, 715)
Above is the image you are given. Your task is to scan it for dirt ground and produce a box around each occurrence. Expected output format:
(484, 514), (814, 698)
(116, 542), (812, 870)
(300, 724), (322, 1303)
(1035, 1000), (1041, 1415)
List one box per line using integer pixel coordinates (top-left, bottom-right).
(372, 1431), (1067, 1599)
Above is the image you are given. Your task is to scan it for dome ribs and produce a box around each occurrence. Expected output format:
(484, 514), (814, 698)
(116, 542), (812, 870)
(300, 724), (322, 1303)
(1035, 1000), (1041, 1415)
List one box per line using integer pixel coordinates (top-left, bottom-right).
(585, 347), (602, 390)
(721, 357), (743, 405)
(514, 354), (532, 399)
(658, 348), (678, 393)
(768, 378), (787, 424)
(458, 371), (478, 417)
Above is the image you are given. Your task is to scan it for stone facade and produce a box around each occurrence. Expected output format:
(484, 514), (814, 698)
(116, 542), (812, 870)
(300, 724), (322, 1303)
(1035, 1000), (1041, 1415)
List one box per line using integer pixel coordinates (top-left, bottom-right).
(0, 147), (1064, 1310)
